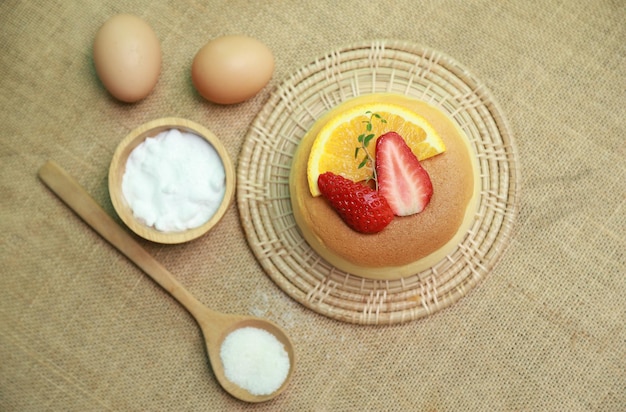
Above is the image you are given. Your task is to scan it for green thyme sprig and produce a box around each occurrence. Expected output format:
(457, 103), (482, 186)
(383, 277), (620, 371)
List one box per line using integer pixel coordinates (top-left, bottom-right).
(354, 111), (387, 189)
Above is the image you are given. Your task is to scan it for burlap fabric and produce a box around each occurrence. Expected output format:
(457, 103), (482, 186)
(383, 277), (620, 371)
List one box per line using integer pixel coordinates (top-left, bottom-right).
(1, 1), (624, 410)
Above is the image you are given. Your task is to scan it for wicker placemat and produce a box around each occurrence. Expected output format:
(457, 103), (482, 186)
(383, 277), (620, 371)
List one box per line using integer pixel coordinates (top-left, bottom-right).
(237, 40), (519, 325)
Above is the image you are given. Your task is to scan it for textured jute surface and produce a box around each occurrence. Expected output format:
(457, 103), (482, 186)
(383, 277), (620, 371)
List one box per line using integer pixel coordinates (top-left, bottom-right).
(1, 1), (624, 410)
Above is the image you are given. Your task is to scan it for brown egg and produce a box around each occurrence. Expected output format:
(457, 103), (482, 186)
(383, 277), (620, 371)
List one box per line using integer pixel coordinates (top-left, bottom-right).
(191, 35), (274, 105)
(93, 14), (161, 103)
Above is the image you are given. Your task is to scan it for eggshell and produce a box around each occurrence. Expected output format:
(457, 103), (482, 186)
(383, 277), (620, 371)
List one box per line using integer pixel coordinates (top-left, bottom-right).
(191, 35), (274, 105)
(93, 14), (161, 103)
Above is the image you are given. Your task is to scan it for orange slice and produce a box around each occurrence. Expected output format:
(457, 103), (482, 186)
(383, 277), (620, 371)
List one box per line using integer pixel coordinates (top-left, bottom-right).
(307, 103), (446, 196)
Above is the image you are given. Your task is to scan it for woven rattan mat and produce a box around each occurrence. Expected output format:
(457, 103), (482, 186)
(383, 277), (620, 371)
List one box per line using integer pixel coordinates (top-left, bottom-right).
(237, 40), (519, 324)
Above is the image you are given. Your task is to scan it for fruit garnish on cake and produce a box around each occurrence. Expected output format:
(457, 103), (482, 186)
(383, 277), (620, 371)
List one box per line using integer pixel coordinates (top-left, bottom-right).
(308, 103), (446, 233)
(376, 131), (434, 217)
(317, 172), (393, 234)
(307, 102), (446, 197)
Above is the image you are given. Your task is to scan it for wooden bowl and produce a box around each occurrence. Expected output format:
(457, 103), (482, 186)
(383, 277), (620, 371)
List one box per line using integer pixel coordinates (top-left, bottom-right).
(109, 117), (235, 244)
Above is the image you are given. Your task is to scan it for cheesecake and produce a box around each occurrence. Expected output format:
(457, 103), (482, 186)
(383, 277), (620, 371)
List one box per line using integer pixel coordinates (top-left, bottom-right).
(289, 94), (479, 280)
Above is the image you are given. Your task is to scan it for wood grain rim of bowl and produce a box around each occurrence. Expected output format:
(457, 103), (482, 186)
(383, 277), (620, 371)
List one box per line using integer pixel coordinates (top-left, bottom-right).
(108, 117), (235, 244)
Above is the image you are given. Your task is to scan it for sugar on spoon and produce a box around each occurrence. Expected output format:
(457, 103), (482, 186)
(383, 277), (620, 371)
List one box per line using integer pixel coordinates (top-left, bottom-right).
(38, 160), (294, 403)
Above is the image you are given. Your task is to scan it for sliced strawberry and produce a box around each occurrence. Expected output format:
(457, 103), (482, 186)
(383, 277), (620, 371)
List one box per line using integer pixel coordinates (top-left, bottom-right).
(375, 131), (433, 216)
(317, 172), (394, 234)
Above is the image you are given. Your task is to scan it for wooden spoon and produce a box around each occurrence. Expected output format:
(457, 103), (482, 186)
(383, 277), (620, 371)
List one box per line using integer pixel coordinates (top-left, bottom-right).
(38, 160), (294, 403)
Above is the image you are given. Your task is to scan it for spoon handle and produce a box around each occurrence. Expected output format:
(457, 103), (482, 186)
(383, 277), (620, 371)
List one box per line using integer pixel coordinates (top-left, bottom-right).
(37, 160), (210, 321)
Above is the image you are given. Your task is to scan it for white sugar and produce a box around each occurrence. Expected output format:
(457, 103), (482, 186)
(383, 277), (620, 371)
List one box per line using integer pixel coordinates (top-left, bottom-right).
(220, 327), (290, 396)
(122, 129), (225, 232)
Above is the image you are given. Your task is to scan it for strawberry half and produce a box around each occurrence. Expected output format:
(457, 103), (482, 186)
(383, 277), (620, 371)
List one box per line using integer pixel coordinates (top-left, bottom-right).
(317, 172), (394, 234)
(375, 131), (433, 216)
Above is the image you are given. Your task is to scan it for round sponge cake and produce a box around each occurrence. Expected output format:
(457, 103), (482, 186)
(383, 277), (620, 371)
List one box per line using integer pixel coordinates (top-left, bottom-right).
(289, 94), (479, 280)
